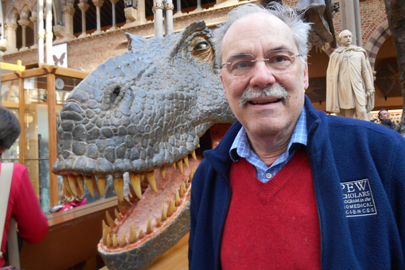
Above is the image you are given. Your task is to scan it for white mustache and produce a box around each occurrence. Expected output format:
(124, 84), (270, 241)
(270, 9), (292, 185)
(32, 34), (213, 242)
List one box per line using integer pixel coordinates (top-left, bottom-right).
(239, 84), (289, 107)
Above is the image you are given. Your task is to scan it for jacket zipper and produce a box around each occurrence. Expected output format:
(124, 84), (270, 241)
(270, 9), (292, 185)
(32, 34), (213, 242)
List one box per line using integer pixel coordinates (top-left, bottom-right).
(306, 121), (324, 269)
(203, 152), (232, 270)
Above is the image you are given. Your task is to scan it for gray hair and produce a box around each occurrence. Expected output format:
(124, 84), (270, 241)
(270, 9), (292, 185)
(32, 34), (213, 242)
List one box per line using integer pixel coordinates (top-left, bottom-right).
(0, 107), (21, 151)
(213, 2), (312, 68)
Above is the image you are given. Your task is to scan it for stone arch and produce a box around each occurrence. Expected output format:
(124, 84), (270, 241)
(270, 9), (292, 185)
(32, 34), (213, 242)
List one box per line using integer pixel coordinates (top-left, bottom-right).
(20, 4), (31, 20)
(364, 20), (391, 70)
(5, 6), (19, 23)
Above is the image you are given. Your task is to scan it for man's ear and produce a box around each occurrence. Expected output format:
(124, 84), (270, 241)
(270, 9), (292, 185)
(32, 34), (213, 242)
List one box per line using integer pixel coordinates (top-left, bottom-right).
(303, 57), (309, 91)
(220, 74), (229, 101)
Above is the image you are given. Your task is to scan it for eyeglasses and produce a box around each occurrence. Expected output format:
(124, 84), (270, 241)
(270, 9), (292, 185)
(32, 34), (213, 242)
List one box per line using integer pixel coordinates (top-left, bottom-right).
(221, 49), (302, 77)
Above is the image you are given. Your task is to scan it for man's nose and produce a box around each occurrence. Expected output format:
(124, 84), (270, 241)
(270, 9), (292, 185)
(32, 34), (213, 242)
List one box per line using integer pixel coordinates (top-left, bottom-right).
(249, 61), (276, 88)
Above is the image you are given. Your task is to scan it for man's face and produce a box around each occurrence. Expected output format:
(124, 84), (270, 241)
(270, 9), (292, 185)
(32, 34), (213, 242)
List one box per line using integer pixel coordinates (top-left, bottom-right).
(380, 110), (390, 121)
(340, 31), (352, 47)
(220, 14), (308, 141)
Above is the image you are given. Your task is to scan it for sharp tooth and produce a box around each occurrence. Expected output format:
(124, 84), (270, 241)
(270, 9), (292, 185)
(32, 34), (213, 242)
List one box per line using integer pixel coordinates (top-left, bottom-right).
(139, 229), (144, 239)
(106, 233), (111, 247)
(190, 169), (195, 182)
(77, 175), (85, 196)
(98, 176), (106, 197)
(112, 234), (118, 248)
(160, 165), (166, 179)
(192, 151), (197, 160)
(103, 228), (107, 245)
(180, 183), (185, 197)
(184, 156), (189, 168)
(92, 176), (100, 194)
(106, 211), (116, 229)
(175, 190), (180, 206)
(102, 220), (111, 234)
(173, 162), (177, 168)
(156, 216), (162, 227)
(68, 175), (78, 196)
(84, 175), (95, 197)
(167, 200), (176, 217)
(147, 216), (152, 234)
(162, 204), (167, 221)
(117, 203), (126, 215)
(114, 208), (122, 222)
(177, 160), (183, 174)
(123, 198), (132, 210)
(146, 171), (157, 192)
(127, 192), (134, 203)
(129, 173), (142, 199)
(130, 223), (137, 243)
(63, 176), (73, 197)
(120, 232), (126, 247)
(128, 182), (137, 202)
(113, 177), (124, 202)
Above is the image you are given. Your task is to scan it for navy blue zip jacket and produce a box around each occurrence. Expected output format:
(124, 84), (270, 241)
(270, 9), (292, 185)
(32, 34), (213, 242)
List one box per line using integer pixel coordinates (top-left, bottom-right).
(189, 96), (405, 269)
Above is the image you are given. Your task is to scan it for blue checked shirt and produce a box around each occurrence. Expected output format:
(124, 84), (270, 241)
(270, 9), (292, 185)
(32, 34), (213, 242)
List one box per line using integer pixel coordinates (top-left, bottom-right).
(229, 108), (308, 183)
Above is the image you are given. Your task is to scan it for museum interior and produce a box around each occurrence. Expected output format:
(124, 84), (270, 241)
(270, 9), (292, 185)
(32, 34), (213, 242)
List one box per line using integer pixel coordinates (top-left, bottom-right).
(0, 0), (403, 269)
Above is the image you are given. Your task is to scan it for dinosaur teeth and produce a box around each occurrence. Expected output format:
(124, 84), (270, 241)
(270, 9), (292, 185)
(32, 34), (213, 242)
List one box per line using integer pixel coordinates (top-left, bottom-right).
(113, 176), (124, 202)
(184, 156), (189, 168)
(128, 182), (138, 202)
(177, 159), (184, 174)
(84, 175), (95, 197)
(77, 175), (85, 197)
(120, 232), (127, 247)
(114, 208), (122, 222)
(146, 171), (157, 192)
(160, 165), (166, 179)
(162, 204), (167, 221)
(102, 220), (111, 234)
(180, 183), (185, 198)
(112, 234), (118, 248)
(167, 200), (176, 217)
(98, 176), (106, 197)
(106, 233), (111, 247)
(63, 176), (73, 197)
(68, 175), (79, 197)
(147, 216), (153, 234)
(175, 190), (180, 206)
(103, 228), (107, 245)
(106, 210), (116, 229)
(156, 216), (162, 227)
(130, 223), (137, 243)
(192, 150), (197, 160)
(139, 229), (144, 239)
(129, 172), (142, 199)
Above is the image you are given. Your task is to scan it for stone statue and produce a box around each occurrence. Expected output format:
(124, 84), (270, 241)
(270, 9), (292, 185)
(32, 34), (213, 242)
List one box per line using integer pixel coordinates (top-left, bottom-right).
(326, 30), (375, 120)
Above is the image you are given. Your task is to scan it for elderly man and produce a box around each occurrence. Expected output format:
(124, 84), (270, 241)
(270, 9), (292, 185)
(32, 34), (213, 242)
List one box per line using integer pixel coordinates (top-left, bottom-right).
(188, 3), (405, 270)
(326, 30), (375, 120)
(378, 109), (396, 130)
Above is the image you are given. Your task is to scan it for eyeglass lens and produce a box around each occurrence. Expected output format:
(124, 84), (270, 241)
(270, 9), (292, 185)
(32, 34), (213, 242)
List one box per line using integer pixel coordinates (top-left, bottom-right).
(225, 50), (299, 77)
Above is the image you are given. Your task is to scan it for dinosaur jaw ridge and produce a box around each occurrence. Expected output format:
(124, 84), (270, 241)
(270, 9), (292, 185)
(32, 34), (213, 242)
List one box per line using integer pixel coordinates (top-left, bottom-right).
(98, 154), (200, 252)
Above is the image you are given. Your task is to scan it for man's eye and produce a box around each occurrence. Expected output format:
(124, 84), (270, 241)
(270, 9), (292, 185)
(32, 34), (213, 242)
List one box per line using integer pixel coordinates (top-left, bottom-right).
(272, 55), (289, 63)
(232, 61), (253, 70)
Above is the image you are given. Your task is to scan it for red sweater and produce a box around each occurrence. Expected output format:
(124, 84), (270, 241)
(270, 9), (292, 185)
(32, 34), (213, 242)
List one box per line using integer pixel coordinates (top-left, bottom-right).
(0, 162), (49, 267)
(221, 149), (320, 270)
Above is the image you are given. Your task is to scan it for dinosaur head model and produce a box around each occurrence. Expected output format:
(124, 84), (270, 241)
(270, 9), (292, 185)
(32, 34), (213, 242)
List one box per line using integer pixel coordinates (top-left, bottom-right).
(52, 21), (235, 270)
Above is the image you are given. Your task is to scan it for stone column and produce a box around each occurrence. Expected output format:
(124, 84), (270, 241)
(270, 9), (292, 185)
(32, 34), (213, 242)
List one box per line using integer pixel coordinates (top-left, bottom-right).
(173, 0), (182, 17)
(165, 0), (174, 35)
(353, 0), (362, 46)
(46, 0), (53, 64)
(153, 0), (164, 37)
(18, 19), (31, 50)
(195, 0), (203, 12)
(78, 2), (90, 38)
(38, 0), (45, 63)
(29, 13), (38, 48)
(5, 22), (18, 53)
(92, 0), (104, 34)
(62, 6), (76, 40)
(341, 0), (357, 45)
(110, 0), (119, 30)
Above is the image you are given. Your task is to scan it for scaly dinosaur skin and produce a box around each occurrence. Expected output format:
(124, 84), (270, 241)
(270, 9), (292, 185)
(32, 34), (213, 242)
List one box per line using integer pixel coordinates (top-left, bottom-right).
(52, 21), (235, 270)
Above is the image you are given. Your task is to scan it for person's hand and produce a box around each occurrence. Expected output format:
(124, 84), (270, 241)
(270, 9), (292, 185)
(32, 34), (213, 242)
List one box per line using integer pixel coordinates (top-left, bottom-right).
(367, 89), (375, 97)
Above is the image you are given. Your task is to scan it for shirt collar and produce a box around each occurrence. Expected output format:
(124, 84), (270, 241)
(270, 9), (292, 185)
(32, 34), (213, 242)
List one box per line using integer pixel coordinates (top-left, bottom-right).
(230, 107), (308, 162)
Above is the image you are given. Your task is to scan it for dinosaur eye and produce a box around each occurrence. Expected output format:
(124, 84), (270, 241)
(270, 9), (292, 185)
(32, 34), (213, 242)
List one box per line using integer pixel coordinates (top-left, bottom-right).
(103, 81), (127, 108)
(193, 41), (210, 51)
(190, 36), (214, 65)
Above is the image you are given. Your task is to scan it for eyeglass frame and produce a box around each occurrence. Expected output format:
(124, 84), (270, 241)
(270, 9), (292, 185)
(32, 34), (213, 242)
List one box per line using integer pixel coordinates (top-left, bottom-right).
(220, 49), (303, 77)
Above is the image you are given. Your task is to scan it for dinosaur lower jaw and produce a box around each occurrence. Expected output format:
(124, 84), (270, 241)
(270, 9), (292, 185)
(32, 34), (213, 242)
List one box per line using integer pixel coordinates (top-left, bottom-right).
(98, 155), (200, 252)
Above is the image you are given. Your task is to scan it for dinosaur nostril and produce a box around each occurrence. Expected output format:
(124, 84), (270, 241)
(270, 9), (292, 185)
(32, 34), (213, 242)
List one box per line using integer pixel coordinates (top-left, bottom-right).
(111, 86), (121, 105)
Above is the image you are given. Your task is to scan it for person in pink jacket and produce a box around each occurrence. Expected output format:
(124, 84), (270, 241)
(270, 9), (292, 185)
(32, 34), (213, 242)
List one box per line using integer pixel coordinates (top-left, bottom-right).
(0, 107), (49, 267)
